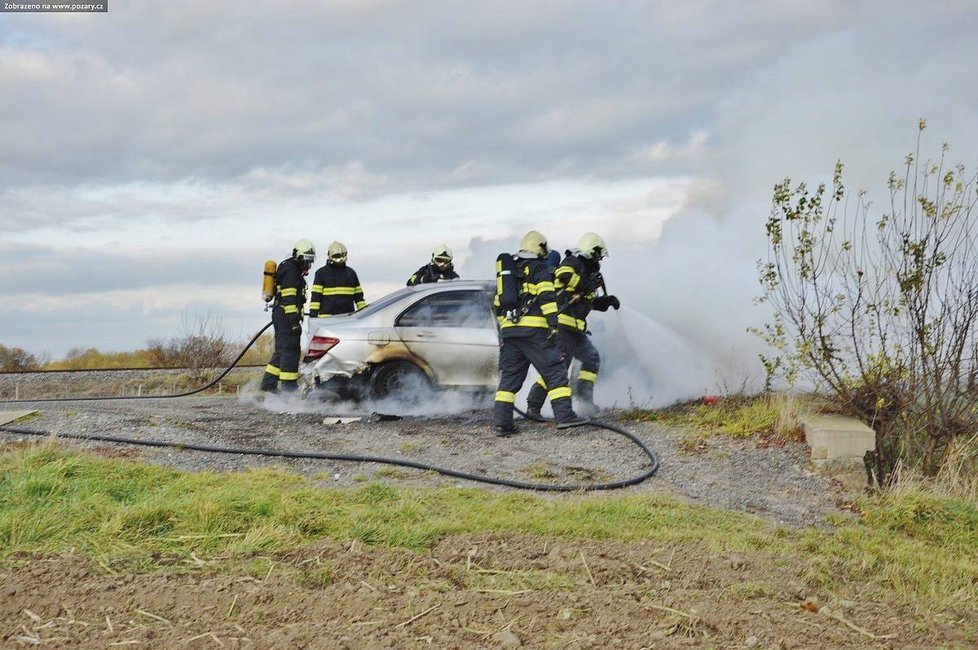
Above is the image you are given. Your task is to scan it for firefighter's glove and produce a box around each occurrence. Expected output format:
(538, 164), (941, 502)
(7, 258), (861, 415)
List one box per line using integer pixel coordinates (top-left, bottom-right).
(288, 317), (302, 334)
(592, 295), (620, 311)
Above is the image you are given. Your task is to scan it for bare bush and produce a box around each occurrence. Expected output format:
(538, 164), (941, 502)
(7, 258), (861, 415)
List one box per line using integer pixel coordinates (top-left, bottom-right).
(0, 344), (40, 371)
(756, 120), (978, 483)
(146, 313), (233, 382)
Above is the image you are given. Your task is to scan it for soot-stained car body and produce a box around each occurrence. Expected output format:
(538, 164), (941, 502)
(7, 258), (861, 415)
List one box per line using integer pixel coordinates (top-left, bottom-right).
(300, 280), (500, 400)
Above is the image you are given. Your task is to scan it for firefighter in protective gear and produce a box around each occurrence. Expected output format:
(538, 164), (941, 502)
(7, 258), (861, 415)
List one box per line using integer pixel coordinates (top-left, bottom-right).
(260, 239), (316, 393)
(525, 232), (620, 417)
(309, 241), (366, 317)
(492, 230), (588, 436)
(544, 249), (561, 273)
(407, 244), (460, 286)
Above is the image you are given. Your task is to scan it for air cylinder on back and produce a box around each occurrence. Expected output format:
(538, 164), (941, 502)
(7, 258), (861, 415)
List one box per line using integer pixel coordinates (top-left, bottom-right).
(262, 260), (277, 303)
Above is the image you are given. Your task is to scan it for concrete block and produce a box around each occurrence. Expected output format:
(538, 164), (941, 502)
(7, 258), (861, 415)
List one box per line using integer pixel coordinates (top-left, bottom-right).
(0, 410), (38, 426)
(802, 415), (875, 468)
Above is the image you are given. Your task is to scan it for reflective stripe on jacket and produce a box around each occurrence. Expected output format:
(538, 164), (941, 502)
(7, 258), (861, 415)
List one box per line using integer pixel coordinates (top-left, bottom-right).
(554, 253), (601, 333)
(309, 263), (365, 317)
(494, 253), (559, 337)
(273, 258), (307, 325)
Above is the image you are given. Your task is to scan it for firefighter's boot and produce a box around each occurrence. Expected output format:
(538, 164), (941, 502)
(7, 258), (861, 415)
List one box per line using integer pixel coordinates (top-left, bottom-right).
(575, 380), (597, 417)
(526, 380), (546, 419)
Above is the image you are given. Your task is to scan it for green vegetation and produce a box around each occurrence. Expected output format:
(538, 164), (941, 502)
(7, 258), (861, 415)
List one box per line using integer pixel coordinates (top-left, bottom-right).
(44, 347), (157, 370)
(42, 333), (273, 371)
(756, 121), (978, 481)
(0, 445), (761, 559)
(522, 462), (558, 480)
(622, 392), (807, 442)
(1, 443), (976, 609)
(373, 467), (412, 480)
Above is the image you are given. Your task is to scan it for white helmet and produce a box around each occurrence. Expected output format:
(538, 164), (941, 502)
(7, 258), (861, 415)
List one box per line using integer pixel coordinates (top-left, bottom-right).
(432, 244), (453, 267)
(578, 232), (608, 260)
(293, 238), (316, 267)
(519, 230), (549, 258)
(327, 240), (348, 264)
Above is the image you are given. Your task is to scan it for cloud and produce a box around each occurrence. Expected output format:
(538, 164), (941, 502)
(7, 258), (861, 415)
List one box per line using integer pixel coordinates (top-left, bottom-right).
(0, 1), (841, 193)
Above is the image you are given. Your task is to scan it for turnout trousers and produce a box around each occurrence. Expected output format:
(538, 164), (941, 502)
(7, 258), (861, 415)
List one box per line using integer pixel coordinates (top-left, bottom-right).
(260, 308), (302, 392)
(526, 330), (600, 410)
(493, 330), (576, 429)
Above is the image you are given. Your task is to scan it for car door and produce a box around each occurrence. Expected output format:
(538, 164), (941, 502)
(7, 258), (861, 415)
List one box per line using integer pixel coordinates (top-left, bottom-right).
(395, 289), (498, 388)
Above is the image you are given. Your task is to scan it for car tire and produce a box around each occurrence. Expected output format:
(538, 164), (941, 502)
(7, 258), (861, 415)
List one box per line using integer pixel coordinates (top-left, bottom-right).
(368, 361), (432, 403)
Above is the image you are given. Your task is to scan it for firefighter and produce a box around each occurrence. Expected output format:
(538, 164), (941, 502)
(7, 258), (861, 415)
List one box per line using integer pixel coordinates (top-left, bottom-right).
(308, 241), (366, 318)
(407, 244), (460, 286)
(544, 248), (561, 273)
(260, 238), (316, 393)
(492, 230), (588, 436)
(525, 232), (620, 417)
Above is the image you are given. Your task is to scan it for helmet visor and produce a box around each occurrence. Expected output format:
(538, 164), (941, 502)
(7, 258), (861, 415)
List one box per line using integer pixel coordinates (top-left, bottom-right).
(330, 252), (348, 263)
(433, 255), (452, 267)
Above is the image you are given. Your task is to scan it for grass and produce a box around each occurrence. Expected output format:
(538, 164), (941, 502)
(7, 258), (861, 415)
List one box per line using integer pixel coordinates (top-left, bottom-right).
(522, 462), (557, 480)
(622, 392), (809, 441)
(399, 442), (422, 455)
(1, 443), (977, 610)
(374, 467), (412, 480)
(886, 435), (978, 508)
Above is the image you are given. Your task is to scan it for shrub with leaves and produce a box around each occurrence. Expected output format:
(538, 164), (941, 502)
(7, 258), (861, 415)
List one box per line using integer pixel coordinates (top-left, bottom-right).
(755, 120), (978, 482)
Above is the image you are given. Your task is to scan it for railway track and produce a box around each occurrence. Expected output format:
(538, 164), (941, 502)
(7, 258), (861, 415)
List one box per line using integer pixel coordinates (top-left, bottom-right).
(0, 365), (265, 375)
(0, 365), (265, 402)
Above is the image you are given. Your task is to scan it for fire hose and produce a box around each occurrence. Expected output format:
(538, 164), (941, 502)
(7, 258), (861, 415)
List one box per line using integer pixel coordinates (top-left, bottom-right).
(0, 321), (659, 492)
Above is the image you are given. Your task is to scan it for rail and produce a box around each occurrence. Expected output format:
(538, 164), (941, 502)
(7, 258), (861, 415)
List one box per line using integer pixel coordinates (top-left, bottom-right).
(0, 365), (266, 375)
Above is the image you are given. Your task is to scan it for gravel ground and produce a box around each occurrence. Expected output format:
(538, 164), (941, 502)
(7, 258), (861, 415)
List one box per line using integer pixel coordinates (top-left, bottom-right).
(0, 371), (847, 528)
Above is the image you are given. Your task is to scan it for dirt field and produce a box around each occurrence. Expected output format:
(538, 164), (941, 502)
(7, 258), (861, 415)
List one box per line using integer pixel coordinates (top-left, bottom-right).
(3, 533), (964, 649)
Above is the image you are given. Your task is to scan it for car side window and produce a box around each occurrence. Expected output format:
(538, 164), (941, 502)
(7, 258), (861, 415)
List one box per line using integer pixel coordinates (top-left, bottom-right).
(396, 291), (493, 328)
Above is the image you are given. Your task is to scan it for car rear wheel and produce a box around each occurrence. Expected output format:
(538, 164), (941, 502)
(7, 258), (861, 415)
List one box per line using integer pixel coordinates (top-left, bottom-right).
(368, 361), (432, 404)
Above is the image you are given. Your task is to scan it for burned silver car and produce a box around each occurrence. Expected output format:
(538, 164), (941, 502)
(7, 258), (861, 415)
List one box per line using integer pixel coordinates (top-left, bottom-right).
(299, 280), (499, 400)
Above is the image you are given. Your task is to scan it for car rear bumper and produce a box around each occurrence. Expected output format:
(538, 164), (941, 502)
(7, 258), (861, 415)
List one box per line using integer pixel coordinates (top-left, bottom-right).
(300, 354), (369, 382)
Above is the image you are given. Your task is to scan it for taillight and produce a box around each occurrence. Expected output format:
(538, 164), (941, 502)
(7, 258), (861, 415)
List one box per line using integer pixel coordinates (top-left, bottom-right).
(305, 336), (339, 361)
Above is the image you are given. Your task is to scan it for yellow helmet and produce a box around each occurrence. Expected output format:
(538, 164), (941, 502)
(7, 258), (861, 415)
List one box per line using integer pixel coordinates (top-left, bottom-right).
(292, 238), (316, 267)
(328, 241), (348, 264)
(578, 232), (608, 260)
(519, 230), (549, 258)
(432, 244), (453, 267)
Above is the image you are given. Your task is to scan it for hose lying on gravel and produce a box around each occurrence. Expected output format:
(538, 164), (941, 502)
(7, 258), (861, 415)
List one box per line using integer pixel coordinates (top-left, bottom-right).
(0, 418), (658, 492)
(0, 320), (660, 491)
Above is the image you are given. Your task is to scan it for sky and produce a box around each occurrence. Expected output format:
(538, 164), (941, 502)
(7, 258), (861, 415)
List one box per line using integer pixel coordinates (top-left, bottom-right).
(3, 1), (978, 403)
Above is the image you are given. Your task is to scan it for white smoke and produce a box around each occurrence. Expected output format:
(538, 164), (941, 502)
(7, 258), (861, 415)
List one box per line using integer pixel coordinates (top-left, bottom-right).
(456, 223), (769, 410)
(239, 378), (492, 418)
